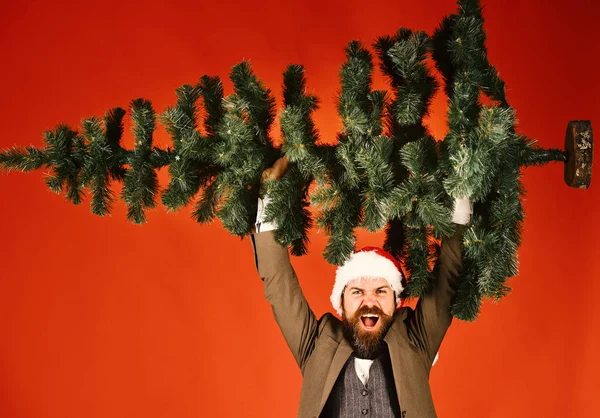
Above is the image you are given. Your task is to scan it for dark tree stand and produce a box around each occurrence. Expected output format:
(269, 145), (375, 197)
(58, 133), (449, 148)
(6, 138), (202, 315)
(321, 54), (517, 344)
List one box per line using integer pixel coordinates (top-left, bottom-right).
(564, 120), (593, 188)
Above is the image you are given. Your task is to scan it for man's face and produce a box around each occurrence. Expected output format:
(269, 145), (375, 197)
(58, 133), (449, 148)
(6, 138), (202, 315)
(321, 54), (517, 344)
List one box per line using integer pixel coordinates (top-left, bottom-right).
(341, 277), (396, 359)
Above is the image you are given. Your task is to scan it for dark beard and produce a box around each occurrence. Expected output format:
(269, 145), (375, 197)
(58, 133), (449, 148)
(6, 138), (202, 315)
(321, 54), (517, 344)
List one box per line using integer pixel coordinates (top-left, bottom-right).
(342, 305), (394, 359)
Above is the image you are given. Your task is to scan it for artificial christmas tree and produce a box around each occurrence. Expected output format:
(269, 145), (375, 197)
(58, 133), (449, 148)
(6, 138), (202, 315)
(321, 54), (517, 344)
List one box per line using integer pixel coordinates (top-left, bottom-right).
(0, 0), (592, 320)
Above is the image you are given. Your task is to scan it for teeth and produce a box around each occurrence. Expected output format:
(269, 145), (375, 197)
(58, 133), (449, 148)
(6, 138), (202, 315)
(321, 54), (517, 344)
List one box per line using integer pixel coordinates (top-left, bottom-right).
(361, 314), (379, 318)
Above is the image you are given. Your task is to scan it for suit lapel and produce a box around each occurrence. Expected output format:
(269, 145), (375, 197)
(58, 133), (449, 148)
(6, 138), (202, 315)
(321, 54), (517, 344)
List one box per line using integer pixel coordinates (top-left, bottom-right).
(384, 310), (408, 406)
(318, 336), (353, 414)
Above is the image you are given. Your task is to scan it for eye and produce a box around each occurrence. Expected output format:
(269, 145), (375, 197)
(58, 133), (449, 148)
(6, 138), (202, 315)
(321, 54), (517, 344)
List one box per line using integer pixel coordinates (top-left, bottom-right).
(351, 289), (362, 295)
(377, 289), (387, 294)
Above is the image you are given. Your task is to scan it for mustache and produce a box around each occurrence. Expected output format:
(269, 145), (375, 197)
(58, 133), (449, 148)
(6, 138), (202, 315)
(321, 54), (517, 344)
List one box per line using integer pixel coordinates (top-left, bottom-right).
(353, 305), (388, 318)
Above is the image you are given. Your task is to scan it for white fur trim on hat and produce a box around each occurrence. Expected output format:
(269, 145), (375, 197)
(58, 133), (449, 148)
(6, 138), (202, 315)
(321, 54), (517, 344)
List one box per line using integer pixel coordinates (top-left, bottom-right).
(331, 250), (404, 316)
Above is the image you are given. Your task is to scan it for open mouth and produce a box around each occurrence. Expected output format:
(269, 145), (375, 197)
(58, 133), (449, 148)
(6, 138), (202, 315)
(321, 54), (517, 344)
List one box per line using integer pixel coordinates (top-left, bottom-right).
(360, 314), (379, 329)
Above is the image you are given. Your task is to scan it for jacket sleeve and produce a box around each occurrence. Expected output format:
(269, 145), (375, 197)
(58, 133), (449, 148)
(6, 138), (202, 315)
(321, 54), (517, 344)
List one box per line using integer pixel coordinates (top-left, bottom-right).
(250, 231), (320, 373)
(405, 223), (467, 363)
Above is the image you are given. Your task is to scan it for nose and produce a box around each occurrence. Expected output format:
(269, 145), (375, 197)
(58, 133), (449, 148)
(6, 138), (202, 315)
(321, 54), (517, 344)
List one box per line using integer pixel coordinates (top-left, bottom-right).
(361, 292), (379, 307)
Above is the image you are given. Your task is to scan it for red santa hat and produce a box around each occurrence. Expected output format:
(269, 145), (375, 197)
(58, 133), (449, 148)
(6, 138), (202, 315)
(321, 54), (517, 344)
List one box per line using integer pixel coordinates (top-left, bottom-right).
(331, 246), (405, 316)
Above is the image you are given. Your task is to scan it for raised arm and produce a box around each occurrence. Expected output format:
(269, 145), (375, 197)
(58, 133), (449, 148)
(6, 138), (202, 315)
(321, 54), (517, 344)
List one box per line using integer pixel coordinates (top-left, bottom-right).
(405, 198), (471, 363)
(251, 230), (319, 372)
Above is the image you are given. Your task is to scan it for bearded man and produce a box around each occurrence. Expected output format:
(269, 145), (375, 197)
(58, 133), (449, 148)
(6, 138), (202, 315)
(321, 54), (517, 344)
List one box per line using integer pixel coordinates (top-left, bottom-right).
(250, 157), (471, 418)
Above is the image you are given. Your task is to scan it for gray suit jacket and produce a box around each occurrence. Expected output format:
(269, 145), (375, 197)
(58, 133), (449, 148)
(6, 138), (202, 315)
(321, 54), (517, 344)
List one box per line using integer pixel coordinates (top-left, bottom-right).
(251, 224), (465, 418)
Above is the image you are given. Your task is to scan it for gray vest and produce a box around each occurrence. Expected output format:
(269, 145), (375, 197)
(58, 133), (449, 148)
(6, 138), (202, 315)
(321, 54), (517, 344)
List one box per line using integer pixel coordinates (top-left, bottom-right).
(320, 347), (400, 418)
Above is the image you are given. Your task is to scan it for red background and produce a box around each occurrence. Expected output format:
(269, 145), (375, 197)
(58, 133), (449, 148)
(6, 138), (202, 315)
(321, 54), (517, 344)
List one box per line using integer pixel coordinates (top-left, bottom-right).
(1, 0), (599, 417)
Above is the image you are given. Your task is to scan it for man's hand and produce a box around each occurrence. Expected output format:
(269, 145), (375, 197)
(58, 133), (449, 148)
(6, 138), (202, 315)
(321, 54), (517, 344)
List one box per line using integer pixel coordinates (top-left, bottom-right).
(261, 156), (289, 184)
(452, 197), (472, 225)
(254, 156), (289, 233)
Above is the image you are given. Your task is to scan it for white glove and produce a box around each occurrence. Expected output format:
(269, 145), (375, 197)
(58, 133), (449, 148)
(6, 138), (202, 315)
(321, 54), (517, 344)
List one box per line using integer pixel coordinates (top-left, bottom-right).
(452, 197), (472, 225)
(255, 195), (277, 233)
